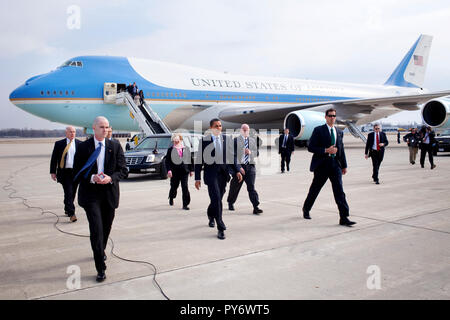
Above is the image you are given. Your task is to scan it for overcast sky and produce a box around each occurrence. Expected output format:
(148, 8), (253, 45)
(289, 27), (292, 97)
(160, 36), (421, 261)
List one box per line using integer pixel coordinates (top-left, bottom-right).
(1, 0), (449, 129)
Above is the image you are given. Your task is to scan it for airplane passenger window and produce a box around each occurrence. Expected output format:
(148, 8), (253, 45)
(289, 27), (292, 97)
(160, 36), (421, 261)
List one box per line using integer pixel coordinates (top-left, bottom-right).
(40, 91), (44, 96)
(47, 91), (50, 95)
(71, 91), (75, 95)
(76, 62), (82, 67)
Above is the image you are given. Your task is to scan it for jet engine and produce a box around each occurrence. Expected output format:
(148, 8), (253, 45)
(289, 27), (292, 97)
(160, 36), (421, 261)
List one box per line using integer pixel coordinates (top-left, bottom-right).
(283, 110), (326, 140)
(422, 96), (450, 129)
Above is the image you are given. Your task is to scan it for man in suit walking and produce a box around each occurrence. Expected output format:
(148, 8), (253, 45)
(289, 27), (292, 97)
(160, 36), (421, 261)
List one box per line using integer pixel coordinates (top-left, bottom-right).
(302, 108), (356, 227)
(195, 119), (242, 240)
(73, 116), (128, 282)
(227, 124), (263, 215)
(50, 126), (82, 222)
(419, 125), (437, 170)
(278, 128), (294, 173)
(365, 123), (389, 184)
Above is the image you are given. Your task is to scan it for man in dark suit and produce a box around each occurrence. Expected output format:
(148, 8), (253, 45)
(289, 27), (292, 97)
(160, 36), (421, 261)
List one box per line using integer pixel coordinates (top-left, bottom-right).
(195, 119), (242, 240)
(365, 123), (389, 184)
(278, 128), (294, 173)
(73, 116), (128, 282)
(227, 124), (263, 215)
(302, 108), (356, 226)
(419, 125), (437, 169)
(50, 126), (82, 222)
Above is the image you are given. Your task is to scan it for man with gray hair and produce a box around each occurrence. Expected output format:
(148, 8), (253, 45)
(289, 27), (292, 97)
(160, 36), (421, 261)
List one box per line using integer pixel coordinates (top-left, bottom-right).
(50, 126), (82, 222)
(74, 116), (128, 282)
(365, 123), (389, 184)
(227, 124), (263, 215)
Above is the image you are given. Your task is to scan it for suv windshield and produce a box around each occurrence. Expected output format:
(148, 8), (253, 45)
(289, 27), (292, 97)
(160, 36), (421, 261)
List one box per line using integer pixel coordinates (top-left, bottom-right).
(135, 137), (171, 150)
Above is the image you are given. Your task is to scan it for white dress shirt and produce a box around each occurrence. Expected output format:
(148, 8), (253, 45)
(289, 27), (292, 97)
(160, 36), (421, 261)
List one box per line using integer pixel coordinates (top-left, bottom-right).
(372, 132), (380, 150)
(90, 137), (106, 183)
(65, 138), (76, 169)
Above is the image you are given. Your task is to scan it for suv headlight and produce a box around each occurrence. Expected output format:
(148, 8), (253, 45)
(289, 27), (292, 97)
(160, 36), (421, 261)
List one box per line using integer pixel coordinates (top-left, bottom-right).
(145, 155), (155, 163)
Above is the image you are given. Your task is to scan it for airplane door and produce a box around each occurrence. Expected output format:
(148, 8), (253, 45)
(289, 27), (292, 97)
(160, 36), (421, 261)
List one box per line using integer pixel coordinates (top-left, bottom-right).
(104, 82), (117, 103)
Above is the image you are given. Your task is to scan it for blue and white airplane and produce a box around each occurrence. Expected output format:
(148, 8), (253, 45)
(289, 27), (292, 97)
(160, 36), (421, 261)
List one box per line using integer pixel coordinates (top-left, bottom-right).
(9, 34), (450, 141)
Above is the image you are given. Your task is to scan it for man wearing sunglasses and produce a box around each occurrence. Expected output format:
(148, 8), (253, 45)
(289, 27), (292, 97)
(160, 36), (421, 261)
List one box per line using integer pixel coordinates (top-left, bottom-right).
(302, 108), (355, 227)
(365, 123), (389, 184)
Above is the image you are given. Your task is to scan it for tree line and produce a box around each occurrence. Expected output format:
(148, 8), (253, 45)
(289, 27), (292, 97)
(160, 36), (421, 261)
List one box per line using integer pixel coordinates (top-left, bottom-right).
(0, 128), (85, 138)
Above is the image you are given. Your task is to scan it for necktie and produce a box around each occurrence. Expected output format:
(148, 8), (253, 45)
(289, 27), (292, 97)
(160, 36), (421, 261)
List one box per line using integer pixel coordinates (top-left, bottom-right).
(376, 133), (380, 151)
(244, 138), (249, 165)
(283, 135), (287, 148)
(214, 136), (222, 163)
(74, 143), (102, 181)
(330, 128), (336, 158)
(60, 140), (72, 168)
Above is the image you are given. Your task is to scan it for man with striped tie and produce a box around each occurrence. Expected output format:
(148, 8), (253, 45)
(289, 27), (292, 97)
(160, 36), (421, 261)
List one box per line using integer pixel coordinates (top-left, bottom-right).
(50, 126), (82, 222)
(227, 124), (263, 215)
(73, 116), (128, 282)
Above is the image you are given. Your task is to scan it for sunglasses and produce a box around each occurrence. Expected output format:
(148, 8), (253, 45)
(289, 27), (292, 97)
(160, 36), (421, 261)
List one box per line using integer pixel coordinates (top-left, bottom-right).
(326, 114), (336, 118)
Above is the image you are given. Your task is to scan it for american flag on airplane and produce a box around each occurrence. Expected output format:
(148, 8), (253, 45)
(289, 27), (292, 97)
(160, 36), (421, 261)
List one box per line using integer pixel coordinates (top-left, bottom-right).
(413, 55), (423, 66)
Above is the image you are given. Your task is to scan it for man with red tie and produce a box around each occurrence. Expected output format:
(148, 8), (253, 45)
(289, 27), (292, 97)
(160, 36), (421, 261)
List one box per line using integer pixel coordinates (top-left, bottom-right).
(365, 123), (389, 185)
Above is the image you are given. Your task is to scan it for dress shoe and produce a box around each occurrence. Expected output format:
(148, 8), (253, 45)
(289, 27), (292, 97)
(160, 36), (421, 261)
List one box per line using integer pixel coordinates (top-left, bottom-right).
(228, 203), (235, 211)
(339, 218), (356, 227)
(253, 207), (263, 215)
(375, 181), (380, 185)
(411, 161), (415, 165)
(431, 164), (436, 170)
(70, 214), (77, 222)
(217, 230), (226, 240)
(208, 219), (215, 228)
(303, 209), (311, 219)
(169, 198), (174, 206)
(281, 170), (285, 173)
(182, 206), (190, 210)
(96, 271), (106, 282)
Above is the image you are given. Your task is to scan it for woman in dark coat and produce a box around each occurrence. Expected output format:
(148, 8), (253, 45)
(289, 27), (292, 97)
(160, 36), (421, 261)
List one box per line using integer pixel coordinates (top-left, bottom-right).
(165, 133), (193, 210)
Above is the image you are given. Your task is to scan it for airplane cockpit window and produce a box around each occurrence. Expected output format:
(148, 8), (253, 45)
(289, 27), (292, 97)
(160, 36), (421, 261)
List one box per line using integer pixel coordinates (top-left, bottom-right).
(59, 60), (83, 68)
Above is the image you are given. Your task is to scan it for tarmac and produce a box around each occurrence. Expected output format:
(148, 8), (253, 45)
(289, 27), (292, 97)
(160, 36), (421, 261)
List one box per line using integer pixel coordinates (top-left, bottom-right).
(0, 133), (449, 300)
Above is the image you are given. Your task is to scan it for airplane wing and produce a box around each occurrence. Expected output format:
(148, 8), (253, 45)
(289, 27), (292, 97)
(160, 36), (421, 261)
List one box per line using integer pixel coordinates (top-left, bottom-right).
(218, 90), (450, 125)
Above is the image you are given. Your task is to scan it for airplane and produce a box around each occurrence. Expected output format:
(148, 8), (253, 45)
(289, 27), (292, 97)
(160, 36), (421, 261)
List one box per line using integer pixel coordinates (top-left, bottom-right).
(9, 34), (450, 144)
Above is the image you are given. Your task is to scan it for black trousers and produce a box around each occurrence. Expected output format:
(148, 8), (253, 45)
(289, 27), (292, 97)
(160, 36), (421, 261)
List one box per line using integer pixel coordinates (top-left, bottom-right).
(420, 144), (434, 167)
(58, 169), (78, 216)
(169, 172), (190, 207)
(370, 150), (383, 182)
(82, 189), (115, 273)
(303, 157), (349, 219)
(227, 164), (259, 208)
(206, 174), (228, 232)
(280, 149), (292, 171)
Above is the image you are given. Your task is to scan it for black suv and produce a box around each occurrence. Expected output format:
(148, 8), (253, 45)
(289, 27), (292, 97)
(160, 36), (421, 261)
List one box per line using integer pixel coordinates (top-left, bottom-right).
(124, 133), (199, 179)
(435, 129), (450, 154)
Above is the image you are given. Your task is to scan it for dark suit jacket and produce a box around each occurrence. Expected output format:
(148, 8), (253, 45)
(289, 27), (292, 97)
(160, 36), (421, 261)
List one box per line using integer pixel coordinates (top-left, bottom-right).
(73, 137), (128, 209)
(50, 138), (82, 180)
(233, 135), (259, 171)
(308, 124), (347, 172)
(365, 131), (389, 160)
(194, 134), (237, 185)
(278, 134), (295, 154)
(165, 145), (194, 174)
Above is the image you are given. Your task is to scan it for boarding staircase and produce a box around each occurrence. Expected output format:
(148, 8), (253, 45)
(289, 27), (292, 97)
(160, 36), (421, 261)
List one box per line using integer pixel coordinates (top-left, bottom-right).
(116, 92), (171, 136)
(345, 121), (367, 144)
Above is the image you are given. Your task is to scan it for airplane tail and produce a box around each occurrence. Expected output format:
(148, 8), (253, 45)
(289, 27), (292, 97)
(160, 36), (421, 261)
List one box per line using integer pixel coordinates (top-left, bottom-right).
(384, 34), (433, 88)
